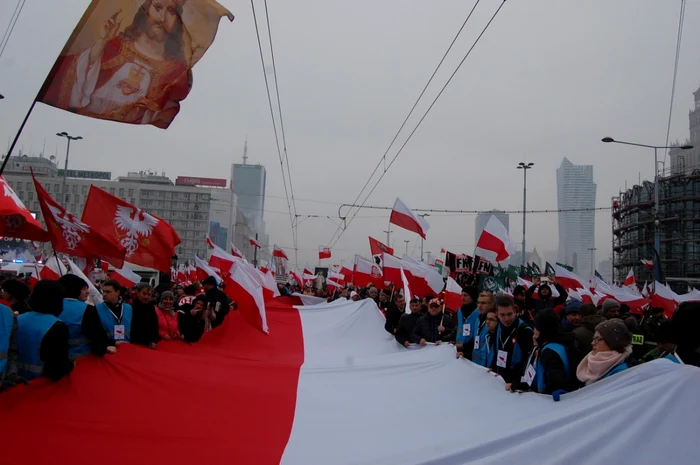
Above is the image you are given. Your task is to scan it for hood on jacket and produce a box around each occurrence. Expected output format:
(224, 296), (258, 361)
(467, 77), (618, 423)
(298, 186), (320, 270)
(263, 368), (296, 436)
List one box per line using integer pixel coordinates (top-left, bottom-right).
(538, 284), (552, 300)
(578, 314), (607, 331)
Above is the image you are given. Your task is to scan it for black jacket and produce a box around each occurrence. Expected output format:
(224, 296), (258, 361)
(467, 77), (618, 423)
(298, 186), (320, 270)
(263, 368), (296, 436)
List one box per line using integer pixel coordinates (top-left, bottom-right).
(516, 330), (582, 394)
(411, 312), (455, 343)
(384, 303), (403, 335)
(526, 284), (568, 313)
(491, 320), (534, 385)
(40, 321), (74, 380)
(395, 312), (421, 345)
(80, 304), (111, 356)
(178, 297), (205, 343)
(206, 288), (231, 328)
(130, 300), (160, 346)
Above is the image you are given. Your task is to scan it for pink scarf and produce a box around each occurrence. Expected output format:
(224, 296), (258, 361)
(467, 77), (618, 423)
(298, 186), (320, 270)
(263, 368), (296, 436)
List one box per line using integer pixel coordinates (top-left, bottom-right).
(576, 346), (632, 385)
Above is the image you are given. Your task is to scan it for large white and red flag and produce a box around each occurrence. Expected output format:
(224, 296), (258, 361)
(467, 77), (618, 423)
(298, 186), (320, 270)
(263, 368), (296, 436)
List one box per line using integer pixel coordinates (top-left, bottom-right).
(389, 198), (429, 239)
(475, 215), (512, 263)
(318, 246), (332, 260)
(40, 255), (70, 280)
(623, 269), (636, 287)
(224, 262), (269, 334)
(651, 281), (679, 318)
(2, 296), (698, 465)
(33, 173), (126, 268)
(369, 236), (394, 256)
(0, 176), (49, 242)
(353, 255), (382, 288)
(208, 244), (236, 276)
(381, 253), (404, 287)
(82, 186), (180, 272)
(340, 261), (354, 283)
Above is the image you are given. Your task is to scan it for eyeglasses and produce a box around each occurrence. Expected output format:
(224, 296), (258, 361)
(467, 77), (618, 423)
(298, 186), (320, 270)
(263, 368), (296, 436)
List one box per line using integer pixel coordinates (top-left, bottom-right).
(592, 336), (602, 344)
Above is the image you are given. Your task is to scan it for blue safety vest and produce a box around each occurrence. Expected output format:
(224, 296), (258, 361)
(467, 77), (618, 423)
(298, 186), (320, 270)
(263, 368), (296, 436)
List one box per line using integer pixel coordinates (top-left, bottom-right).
(456, 308), (481, 344)
(16, 312), (60, 380)
(603, 361), (630, 380)
(0, 304), (14, 375)
(96, 302), (132, 342)
(664, 353), (681, 364)
(535, 342), (571, 393)
(471, 320), (492, 367)
(495, 319), (527, 368)
(58, 299), (91, 361)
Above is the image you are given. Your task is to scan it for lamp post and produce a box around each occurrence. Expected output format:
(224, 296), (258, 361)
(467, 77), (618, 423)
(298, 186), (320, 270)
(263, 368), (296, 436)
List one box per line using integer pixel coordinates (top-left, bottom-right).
(517, 162), (534, 267)
(383, 228), (393, 248)
(56, 132), (83, 204)
(602, 137), (693, 282)
(418, 213), (430, 261)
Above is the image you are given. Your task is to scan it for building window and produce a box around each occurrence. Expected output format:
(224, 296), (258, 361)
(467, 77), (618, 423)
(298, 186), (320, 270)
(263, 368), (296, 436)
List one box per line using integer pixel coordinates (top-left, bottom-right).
(54, 184), (60, 193)
(27, 192), (33, 201)
(46, 184), (51, 193)
(119, 188), (125, 197)
(109, 187), (115, 195)
(82, 185), (88, 194)
(33, 201), (39, 210)
(72, 185), (78, 194)
(130, 198), (135, 205)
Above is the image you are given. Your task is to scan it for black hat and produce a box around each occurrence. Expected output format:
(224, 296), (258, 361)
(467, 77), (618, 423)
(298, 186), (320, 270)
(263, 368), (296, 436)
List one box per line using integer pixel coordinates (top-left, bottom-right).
(29, 280), (65, 317)
(1, 279), (31, 301)
(535, 309), (560, 342)
(202, 276), (218, 287)
(58, 274), (88, 299)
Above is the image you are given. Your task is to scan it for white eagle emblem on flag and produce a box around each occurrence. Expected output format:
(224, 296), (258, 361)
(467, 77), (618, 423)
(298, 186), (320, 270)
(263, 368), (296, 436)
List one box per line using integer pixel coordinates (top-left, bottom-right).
(1, 179), (28, 232)
(115, 205), (159, 256)
(47, 204), (90, 250)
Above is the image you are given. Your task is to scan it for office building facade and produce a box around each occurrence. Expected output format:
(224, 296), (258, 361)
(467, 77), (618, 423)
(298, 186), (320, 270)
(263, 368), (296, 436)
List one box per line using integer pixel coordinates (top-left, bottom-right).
(231, 162), (266, 234)
(474, 210), (509, 242)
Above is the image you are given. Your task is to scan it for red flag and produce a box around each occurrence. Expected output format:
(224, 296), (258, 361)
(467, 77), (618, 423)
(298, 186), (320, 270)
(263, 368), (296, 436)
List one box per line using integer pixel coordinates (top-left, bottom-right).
(209, 244), (236, 277)
(249, 237), (262, 249)
(81, 186), (180, 272)
(100, 261), (109, 274)
(382, 253), (404, 287)
(641, 259), (654, 269)
(369, 236), (394, 256)
(224, 263), (269, 334)
(40, 256), (69, 280)
(623, 269), (636, 287)
(33, 173), (126, 268)
(206, 236), (215, 249)
(353, 255), (383, 288)
(554, 264), (588, 292)
(318, 246), (332, 260)
(650, 282), (679, 318)
(259, 260), (270, 274)
(390, 198), (430, 239)
(0, 176), (49, 242)
(110, 265), (141, 289)
(194, 256), (221, 284)
(273, 245), (289, 260)
(444, 276), (462, 311)
(475, 216), (512, 263)
(177, 265), (187, 283)
(36, 0), (233, 129)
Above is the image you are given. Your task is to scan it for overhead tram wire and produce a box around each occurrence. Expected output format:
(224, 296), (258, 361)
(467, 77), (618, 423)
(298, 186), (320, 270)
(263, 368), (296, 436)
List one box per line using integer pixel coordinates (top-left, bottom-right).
(326, 0), (484, 246)
(250, 0), (296, 254)
(0, 0), (26, 59)
(663, 0), (686, 165)
(329, 0), (508, 248)
(262, 0), (299, 264)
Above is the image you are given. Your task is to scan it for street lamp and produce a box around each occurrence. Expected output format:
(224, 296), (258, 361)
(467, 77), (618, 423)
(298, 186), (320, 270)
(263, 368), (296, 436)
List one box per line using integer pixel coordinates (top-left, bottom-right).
(418, 213), (430, 262)
(517, 162), (534, 267)
(56, 132), (83, 204)
(602, 137), (693, 282)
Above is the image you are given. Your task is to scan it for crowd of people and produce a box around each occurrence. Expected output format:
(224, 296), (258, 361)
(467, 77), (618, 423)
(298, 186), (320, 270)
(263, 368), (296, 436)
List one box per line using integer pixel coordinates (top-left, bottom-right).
(2, 272), (699, 395)
(295, 276), (700, 396)
(0, 275), (233, 391)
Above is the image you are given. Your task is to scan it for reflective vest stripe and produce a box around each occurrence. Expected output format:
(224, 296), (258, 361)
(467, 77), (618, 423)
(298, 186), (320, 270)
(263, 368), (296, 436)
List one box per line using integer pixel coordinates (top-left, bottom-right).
(17, 362), (43, 374)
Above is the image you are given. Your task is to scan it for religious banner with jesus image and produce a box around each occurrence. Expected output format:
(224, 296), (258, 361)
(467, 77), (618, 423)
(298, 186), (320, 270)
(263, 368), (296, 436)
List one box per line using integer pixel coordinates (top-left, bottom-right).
(37, 0), (234, 129)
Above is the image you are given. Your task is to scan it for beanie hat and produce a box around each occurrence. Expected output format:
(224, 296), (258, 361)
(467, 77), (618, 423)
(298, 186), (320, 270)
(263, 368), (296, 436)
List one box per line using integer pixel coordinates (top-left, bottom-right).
(160, 291), (175, 303)
(602, 299), (621, 313)
(462, 285), (480, 303)
(535, 309), (560, 341)
(202, 276), (218, 287)
(1, 279), (31, 301)
(58, 274), (88, 299)
(595, 318), (632, 352)
(565, 299), (582, 315)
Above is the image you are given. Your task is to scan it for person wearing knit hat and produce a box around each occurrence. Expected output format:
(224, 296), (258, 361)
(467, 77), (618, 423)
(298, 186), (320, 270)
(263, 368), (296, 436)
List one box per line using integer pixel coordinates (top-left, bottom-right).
(576, 318), (635, 386)
(561, 299), (582, 332)
(602, 299), (621, 319)
(0, 279), (31, 314)
(57, 275), (114, 360)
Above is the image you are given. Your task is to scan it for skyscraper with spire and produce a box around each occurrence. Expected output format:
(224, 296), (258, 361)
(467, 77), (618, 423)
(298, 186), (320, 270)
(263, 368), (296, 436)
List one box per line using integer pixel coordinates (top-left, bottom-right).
(231, 140), (267, 234)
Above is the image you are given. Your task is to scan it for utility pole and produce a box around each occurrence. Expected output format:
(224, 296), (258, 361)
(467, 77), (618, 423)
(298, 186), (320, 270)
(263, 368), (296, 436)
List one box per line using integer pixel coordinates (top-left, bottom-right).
(418, 213), (430, 262)
(383, 228), (393, 248)
(56, 132), (83, 204)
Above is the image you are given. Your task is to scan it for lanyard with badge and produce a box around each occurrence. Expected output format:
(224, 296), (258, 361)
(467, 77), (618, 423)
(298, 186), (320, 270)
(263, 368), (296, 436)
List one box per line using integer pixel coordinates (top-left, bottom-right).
(473, 318), (487, 349)
(109, 303), (125, 341)
(522, 348), (539, 386)
(496, 324), (517, 369)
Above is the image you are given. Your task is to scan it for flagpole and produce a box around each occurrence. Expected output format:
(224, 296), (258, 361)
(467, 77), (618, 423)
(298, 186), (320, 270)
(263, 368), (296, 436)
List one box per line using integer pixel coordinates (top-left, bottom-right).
(53, 251), (64, 276)
(0, 99), (37, 175)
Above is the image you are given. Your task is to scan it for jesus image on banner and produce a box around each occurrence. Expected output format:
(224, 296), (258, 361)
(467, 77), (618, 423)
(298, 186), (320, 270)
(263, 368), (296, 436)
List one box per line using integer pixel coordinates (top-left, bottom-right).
(38, 0), (233, 129)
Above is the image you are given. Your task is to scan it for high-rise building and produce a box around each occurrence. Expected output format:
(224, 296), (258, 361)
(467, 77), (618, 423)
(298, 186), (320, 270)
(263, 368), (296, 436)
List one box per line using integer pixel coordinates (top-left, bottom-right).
(230, 143), (266, 235)
(557, 158), (596, 276)
(475, 210), (509, 242)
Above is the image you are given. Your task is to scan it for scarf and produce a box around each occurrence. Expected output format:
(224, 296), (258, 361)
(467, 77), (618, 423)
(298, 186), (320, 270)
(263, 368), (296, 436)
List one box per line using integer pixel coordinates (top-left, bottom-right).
(576, 345), (632, 385)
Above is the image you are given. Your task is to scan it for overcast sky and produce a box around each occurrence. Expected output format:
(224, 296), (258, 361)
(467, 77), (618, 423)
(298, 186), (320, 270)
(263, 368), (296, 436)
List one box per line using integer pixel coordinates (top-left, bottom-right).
(1, 0), (698, 269)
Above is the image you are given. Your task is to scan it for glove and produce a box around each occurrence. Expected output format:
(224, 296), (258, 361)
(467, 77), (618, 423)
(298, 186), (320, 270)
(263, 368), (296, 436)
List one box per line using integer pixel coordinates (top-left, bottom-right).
(552, 389), (568, 402)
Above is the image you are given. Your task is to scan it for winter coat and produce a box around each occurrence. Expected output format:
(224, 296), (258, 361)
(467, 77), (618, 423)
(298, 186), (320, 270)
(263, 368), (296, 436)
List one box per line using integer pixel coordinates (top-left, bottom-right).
(573, 314), (607, 353)
(395, 312), (421, 346)
(411, 312), (455, 344)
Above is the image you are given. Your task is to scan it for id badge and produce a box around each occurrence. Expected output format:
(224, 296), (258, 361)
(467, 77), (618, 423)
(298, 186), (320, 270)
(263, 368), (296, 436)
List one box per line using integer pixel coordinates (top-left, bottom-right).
(462, 323), (471, 337)
(523, 364), (536, 386)
(474, 335), (480, 350)
(496, 350), (508, 368)
(114, 324), (125, 341)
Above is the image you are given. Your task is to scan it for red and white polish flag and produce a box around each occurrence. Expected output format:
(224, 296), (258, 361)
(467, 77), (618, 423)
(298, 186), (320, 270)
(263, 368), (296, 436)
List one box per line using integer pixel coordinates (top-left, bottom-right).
(389, 198), (429, 239)
(195, 256), (222, 284)
(623, 269), (636, 287)
(273, 245), (289, 260)
(249, 237), (262, 249)
(444, 276), (463, 311)
(318, 246), (331, 260)
(110, 265), (141, 289)
(224, 262), (269, 334)
(353, 254), (382, 288)
(475, 215), (512, 263)
(230, 242), (244, 259)
(641, 259), (654, 269)
(555, 264), (588, 292)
